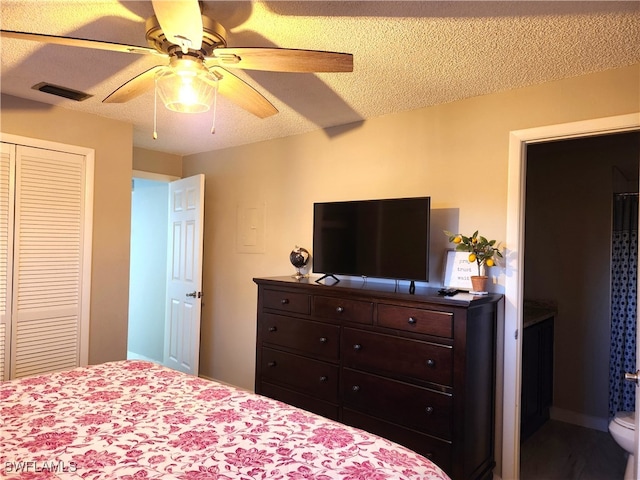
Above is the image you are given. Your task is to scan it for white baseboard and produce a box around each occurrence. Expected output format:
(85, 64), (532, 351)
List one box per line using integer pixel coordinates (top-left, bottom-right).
(550, 406), (609, 432)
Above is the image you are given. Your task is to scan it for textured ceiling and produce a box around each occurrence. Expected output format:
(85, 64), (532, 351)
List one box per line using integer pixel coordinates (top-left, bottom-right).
(1, 1), (639, 156)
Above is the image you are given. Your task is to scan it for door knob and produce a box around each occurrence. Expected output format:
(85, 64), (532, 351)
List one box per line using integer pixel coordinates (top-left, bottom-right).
(186, 291), (202, 298)
(625, 371), (639, 384)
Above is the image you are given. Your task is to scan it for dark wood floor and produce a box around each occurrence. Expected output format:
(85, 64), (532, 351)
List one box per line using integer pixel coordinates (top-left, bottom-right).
(520, 420), (627, 479)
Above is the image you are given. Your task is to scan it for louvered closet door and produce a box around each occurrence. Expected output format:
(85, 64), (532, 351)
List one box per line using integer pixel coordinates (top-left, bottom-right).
(0, 143), (15, 381)
(11, 146), (86, 378)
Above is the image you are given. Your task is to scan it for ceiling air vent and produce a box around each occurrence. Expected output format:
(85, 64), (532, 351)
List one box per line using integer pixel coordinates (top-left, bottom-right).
(32, 82), (93, 102)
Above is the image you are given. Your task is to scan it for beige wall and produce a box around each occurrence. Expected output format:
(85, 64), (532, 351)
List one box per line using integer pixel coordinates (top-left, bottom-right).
(133, 147), (182, 177)
(1, 94), (132, 365)
(1, 63), (637, 389)
(183, 64), (640, 390)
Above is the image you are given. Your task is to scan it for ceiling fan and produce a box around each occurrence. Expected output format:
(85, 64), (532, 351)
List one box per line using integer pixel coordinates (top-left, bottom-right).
(0, 0), (353, 120)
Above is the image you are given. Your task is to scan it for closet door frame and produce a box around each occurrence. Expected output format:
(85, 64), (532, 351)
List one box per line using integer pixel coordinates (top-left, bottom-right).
(0, 142), (16, 381)
(0, 133), (94, 373)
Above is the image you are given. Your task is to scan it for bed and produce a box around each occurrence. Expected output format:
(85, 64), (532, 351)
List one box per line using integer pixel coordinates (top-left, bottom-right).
(1, 360), (450, 479)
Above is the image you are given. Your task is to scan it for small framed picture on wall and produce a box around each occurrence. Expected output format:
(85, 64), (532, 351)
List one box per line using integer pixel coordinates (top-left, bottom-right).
(443, 250), (474, 290)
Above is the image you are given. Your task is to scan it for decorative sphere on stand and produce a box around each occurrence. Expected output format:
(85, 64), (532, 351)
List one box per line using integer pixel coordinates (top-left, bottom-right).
(290, 246), (310, 279)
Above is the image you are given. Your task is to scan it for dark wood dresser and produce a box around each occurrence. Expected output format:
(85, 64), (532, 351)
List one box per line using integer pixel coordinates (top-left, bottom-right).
(254, 276), (502, 480)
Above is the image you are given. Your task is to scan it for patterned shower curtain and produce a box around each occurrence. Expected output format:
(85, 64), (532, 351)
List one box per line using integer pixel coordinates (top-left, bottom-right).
(609, 193), (638, 418)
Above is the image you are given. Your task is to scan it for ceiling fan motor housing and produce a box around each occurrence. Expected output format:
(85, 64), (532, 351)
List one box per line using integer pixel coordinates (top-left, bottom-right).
(145, 15), (227, 56)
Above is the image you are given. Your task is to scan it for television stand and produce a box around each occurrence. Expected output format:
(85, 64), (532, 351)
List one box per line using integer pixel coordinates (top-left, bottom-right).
(315, 273), (340, 284)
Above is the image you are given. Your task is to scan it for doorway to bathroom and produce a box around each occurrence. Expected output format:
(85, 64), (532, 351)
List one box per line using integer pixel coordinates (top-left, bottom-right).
(519, 131), (639, 478)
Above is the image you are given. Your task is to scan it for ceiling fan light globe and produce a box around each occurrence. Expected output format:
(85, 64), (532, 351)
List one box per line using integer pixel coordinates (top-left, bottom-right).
(155, 59), (217, 114)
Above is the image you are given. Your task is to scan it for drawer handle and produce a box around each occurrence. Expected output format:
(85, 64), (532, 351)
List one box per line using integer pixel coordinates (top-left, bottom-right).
(268, 326), (277, 332)
(319, 375), (328, 382)
(353, 344), (362, 351)
(351, 385), (360, 392)
(425, 406), (434, 415)
(319, 337), (328, 343)
(281, 298), (289, 305)
(408, 317), (417, 325)
(427, 359), (436, 368)
(336, 306), (344, 313)
(267, 361), (277, 367)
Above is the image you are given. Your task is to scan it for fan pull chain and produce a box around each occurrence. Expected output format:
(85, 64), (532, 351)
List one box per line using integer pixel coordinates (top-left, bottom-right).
(153, 77), (158, 140)
(211, 77), (219, 135)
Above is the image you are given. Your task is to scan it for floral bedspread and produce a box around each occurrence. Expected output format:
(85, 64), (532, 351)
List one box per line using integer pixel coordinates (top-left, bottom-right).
(1, 360), (449, 479)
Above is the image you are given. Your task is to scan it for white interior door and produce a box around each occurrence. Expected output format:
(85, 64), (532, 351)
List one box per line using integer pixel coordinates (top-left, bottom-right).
(11, 145), (87, 378)
(164, 174), (205, 375)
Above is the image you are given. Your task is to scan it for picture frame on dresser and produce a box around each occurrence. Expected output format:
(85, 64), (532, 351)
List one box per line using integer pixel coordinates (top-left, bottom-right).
(443, 250), (474, 290)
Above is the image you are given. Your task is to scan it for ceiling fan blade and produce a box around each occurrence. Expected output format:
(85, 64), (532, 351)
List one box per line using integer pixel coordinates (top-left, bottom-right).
(208, 67), (278, 118)
(151, 0), (203, 52)
(103, 66), (165, 104)
(0, 29), (164, 56)
(210, 47), (353, 73)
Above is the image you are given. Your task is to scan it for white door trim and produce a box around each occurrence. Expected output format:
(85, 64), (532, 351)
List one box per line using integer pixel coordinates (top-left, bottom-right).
(503, 113), (640, 479)
(0, 132), (94, 367)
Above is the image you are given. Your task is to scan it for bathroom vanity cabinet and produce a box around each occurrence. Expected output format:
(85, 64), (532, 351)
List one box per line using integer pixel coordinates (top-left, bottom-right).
(254, 276), (503, 480)
(521, 304), (555, 441)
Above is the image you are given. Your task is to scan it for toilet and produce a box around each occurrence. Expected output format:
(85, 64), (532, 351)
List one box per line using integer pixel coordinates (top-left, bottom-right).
(609, 411), (635, 480)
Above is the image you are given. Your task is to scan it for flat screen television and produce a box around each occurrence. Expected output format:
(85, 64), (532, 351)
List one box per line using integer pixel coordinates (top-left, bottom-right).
(312, 197), (430, 282)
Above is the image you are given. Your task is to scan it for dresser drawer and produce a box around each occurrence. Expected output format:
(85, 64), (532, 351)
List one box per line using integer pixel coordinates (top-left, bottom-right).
(342, 368), (453, 439)
(261, 348), (338, 402)
(342, 408), (452, 474)
(342, 328), (453, 386)
(263, 288), (310, 314)
(313, 295), (373, 324)
(378, 304), (453, 338)
(260, 313), (339, 361)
